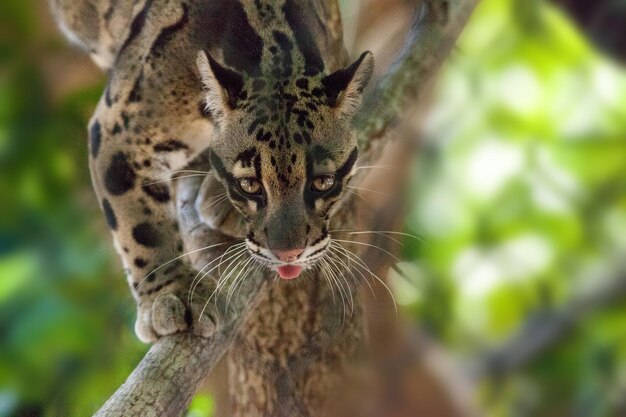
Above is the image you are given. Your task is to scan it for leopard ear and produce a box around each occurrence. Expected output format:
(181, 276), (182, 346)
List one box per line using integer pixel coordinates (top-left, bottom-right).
(322, 51), (374, 118)
(197, 50), (244, 122)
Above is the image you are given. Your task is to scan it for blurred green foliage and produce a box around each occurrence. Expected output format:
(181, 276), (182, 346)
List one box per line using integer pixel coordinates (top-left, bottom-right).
(397, 0), (626, 415)
(0, 1), (146, 416)
(0, 0), (624, 416)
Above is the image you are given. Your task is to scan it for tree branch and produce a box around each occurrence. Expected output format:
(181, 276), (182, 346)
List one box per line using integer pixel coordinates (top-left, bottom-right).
(356, 0), (479, 152)
(94, 331), (231, 417)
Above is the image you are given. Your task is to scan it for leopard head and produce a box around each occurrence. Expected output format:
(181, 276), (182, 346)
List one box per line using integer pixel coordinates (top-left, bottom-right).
(197, 50), (373, 279)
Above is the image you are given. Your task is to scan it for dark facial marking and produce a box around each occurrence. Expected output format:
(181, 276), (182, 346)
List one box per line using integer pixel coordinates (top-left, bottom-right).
(210, 151), (265, 207)
(236, 147), (258, 168)
(105, 152), (137, 196)
(142, 183), (170, 203)
(90, 120), (101, 158)
(102, 198), (117, 230)
(132, 222), (163, 247)
(134, 258), (148, 268)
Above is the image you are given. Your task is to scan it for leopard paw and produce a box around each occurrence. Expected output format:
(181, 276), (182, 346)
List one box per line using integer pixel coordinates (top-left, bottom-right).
(134, 291), (218, 343)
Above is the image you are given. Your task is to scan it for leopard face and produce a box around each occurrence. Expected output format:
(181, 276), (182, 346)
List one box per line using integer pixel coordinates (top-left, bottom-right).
(198, 51), (373, 279)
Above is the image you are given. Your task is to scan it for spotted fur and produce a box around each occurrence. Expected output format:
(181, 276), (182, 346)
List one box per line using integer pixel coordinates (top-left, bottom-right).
(52, 0), (373, 343)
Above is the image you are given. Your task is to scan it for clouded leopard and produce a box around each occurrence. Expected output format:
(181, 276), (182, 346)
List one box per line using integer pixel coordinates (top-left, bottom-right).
(51, 0), (374, 342)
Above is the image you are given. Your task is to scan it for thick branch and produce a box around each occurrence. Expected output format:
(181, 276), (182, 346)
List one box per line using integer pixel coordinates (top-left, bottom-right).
(94, 331), (231, 417)
(355, 0), (479, 149)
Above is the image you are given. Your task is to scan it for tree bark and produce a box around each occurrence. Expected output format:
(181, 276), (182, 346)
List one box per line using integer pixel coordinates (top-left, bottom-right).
(94, 332), (230, 417)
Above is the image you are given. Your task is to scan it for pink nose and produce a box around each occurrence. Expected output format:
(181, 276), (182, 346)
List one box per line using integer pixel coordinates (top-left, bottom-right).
(272, 248), (304, 262)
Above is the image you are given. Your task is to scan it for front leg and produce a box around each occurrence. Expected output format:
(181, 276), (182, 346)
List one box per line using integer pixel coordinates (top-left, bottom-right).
(88, 102), (224, 342)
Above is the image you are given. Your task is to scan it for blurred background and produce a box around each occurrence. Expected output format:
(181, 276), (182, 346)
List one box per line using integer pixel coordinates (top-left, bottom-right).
(1, 0), (625, 416)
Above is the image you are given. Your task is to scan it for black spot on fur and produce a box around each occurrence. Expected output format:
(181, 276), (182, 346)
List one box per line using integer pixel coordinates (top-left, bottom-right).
(142, 183), (170, 202)
(284, 0), (324, 76)
(154, 139), (189, 152)
(220, 1), (263, 76)
(105, 152), (136, 195)
(311, 88), (324, 97)
(149, 3), (189, 58)
(112, 123), (122, 135)
(134, 258), (147, 268)
(90, 121), (101, 158)
(272, 31), (293, 76)
(132, 222), (162, 247)
(105, 84), (113, 107)
(102, 198), (117, 230)
(252, 79), (266, 92)
(119, 0), (154, 54)
(121, 112), (130, 130)
(296, 78), (309, 90)
(128, 70), (144, 103)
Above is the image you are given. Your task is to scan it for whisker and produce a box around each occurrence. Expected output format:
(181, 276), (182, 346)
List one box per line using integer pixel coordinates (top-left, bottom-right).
(346, 185), (391, 197)
(170, 169), (213, 175)
(200, 253), (249, 319)
(138, 242), (229, 289)
(347, 189), (374, 209)
(329, 245), (375, 298)
(225, 257), (256, 311)
(316, 263), (336, 304)
(348, 230), (426, 243)
(332, 239), (401, 262)
(331, 229), (426, 245)
(354, 164), (399, 172)
(333, 241), (398, 318)
(211, 250), (249, 298)
(325, 252), (355, 315)
(201, 193), (228, 209)
(188, 243), (246, 305)
(320, 258), (348, 323)
(225, 256), (254, 308)
(143, 173), (208, 186)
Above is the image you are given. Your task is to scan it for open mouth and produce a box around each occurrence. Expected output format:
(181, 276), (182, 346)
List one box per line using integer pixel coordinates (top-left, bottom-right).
(246, 238), (331, 280)
(276, 264), (303, 280)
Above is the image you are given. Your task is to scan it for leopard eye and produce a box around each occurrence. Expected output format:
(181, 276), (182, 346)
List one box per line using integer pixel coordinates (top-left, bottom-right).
(239, 177), (262, 194)
(311, 175), (335, 192)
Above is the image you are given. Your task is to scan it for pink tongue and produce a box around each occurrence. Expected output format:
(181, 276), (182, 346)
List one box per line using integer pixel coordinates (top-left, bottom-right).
(277, 265), (302, 280)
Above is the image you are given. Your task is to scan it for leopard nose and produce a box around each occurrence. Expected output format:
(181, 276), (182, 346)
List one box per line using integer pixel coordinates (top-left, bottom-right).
(272, 248), (304, 262)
